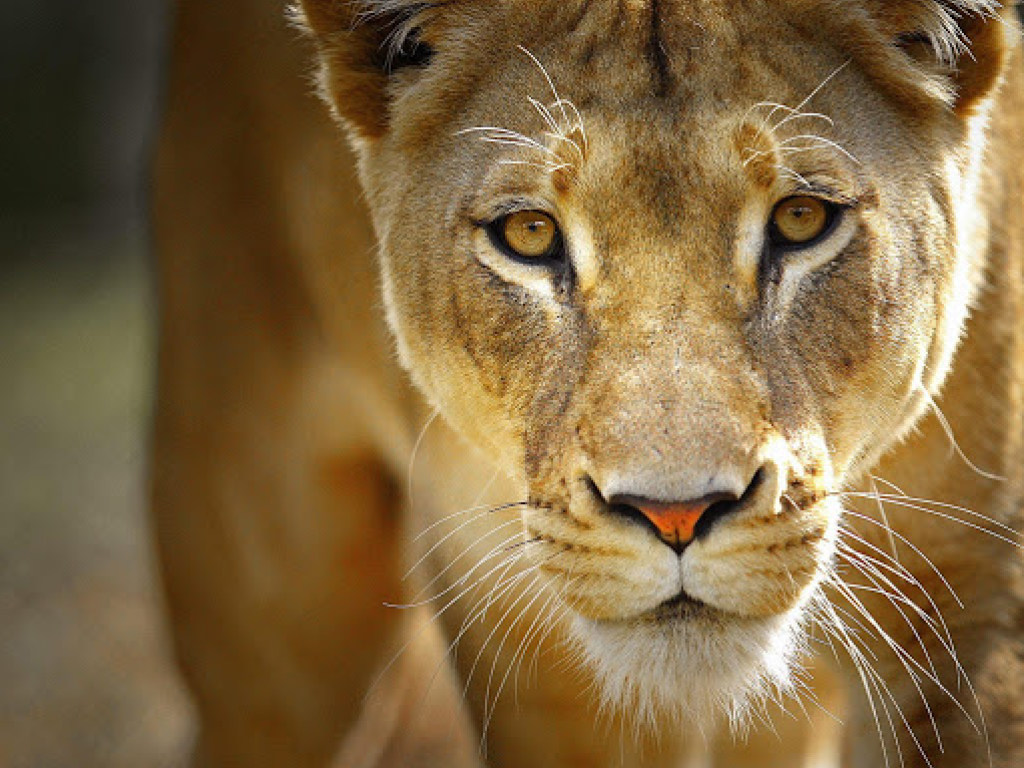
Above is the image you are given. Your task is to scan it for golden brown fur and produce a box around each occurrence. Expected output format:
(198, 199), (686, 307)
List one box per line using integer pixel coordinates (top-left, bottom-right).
(154, 1), (1024, 765)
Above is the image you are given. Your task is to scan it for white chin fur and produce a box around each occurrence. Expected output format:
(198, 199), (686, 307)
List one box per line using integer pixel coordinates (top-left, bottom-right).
(569, 603), (807, 734)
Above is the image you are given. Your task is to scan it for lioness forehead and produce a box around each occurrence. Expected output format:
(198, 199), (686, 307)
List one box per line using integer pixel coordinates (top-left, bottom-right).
(409, 3), (870, 238)
(390, 0), (891, 166)
(422, 0), (853, 93)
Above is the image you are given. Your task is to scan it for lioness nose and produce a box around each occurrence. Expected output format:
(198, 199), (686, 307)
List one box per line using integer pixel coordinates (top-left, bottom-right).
(607, 487), (744, 554)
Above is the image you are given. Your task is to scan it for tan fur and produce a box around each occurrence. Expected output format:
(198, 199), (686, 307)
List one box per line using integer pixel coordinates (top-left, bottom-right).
(154, 0), (1024, 765)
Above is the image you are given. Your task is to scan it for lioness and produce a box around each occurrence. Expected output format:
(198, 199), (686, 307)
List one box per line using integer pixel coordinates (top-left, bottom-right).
(153, 0), (1024, 766)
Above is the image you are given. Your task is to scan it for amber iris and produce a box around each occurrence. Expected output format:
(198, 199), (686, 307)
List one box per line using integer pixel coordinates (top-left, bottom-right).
(772, 196), (829, 245)
(501, 210), (559, 259)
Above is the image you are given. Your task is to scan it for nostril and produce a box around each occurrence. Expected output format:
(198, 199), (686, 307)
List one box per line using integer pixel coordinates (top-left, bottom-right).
(691, 467), (764, 540)
(585, 476), (674, 546)
(690, 496), (738, 542)
(606, 499), (665, 539)
(589, 466), (767, 554)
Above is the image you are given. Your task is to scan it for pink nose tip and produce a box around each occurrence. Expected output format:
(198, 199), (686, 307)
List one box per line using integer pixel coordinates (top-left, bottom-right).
(631, 499), (714, 549)
(607, 491), (738, 552)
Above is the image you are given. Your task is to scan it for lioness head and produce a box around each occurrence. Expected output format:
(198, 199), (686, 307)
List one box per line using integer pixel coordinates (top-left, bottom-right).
(298, 0), (1014, 727)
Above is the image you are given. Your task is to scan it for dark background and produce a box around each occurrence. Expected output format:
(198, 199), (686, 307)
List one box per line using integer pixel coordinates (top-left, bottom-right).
(1, 1), (191, 766)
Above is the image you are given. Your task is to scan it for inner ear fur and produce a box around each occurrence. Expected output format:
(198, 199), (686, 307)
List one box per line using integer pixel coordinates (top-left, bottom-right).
(294, 0), (437, 139)
(867, 0), (1015, 114)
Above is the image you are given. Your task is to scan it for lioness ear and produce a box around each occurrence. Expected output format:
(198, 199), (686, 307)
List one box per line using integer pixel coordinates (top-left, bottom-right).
(293, 0), (436, 139)
(867, 1), (1014, 114)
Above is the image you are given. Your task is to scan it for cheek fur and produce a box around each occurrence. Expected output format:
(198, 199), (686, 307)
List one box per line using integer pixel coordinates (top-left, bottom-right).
(683, 498), (839, 617)
(770, 226), (936, 469)
(447, 260), (573, 410)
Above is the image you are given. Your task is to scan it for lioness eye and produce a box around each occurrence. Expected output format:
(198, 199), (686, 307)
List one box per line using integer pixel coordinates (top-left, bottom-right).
(769, 196), (836, 247)
(493, 210), (563, 262)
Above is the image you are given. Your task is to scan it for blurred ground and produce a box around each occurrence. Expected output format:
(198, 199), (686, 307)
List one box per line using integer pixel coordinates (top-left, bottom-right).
(0, 219), (192, 767)
(0, 1), (191, 764)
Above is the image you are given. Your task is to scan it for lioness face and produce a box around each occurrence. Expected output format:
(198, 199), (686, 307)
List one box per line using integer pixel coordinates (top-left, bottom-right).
(343, 1), (989, 724)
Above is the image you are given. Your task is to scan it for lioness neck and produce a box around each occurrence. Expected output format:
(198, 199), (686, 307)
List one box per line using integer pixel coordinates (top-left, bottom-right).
(845, 49), (1024, 766)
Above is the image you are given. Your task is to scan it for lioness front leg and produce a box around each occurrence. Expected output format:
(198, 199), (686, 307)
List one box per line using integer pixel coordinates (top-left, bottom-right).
(152, 355), (404, 766)
(151, 0), (432, 760)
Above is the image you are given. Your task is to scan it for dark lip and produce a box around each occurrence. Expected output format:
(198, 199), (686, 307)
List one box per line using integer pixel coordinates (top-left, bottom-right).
(649, 590), (706, 621)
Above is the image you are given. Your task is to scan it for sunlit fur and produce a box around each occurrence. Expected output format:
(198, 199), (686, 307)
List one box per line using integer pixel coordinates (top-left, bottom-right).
(153, 0), (1024, 765)
(292, 0), (1024, 760)
(571, 606), (807, 733)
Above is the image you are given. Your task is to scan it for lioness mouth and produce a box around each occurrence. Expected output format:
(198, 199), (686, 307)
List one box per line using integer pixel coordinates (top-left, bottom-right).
(651, 590), (706, 621)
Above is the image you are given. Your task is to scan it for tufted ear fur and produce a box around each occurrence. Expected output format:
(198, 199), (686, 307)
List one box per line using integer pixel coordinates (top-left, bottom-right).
(862, 0), (1016, 114)
(293, 1), (439, 139)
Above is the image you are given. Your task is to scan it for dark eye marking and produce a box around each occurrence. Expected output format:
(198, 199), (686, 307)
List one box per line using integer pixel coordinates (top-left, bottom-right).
(383, 28), (434, 74)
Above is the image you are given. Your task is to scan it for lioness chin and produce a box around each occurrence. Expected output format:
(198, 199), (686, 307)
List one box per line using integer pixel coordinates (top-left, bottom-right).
(154, 0), (1024, 766)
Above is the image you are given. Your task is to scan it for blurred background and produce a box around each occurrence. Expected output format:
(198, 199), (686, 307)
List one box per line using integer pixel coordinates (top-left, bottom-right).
(0, 1), (192, 765)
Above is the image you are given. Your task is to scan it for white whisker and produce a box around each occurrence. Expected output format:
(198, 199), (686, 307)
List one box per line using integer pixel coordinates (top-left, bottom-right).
(773, 109), (835, 132)
(498, 159), (574, 174)
(517, 45), (570, 130)
(813, 599), (895, 768)
(395, 525), (526, 608)
(838, 550), (946, 687)
(509, 579), (572, 707)
(775, 165), (812, 187)
(840, 507), (965, 608)
(919, 387), (1005, 481)
(406, 408), (439, 513)
(770, 60), (851, 130)
(867, 476), (901, 563)
(842, 494), (1022, 550)
(829, 574), (982, 740)
(412, 500), (527, 544)
(480, 576), (556, 740)
(365, 546), (527, 710)
(403, 504), (520, 582)
(526, 95), (560, 134)
(777, 133), (861, 165)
